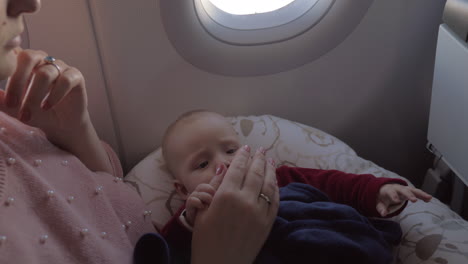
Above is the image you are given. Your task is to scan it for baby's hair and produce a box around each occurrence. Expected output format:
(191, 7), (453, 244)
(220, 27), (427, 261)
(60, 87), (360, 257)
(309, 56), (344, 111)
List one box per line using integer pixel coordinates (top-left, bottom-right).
(172, 109), (212, 123)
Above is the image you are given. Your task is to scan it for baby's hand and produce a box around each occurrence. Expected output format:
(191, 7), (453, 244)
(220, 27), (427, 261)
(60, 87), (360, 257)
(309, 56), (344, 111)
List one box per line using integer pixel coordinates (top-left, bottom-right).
(376, 184), (432, 217)
(185, 183), (216, 226)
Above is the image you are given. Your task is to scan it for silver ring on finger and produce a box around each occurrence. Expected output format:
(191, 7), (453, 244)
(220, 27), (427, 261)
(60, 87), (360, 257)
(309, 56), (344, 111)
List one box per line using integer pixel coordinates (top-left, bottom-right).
(44, 56), (61, 76)
(259, 193), (271, 205)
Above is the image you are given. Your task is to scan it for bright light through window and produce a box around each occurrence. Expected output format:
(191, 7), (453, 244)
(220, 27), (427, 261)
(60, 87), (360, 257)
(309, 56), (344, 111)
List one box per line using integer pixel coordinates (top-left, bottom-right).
(209, 0), (296, 15)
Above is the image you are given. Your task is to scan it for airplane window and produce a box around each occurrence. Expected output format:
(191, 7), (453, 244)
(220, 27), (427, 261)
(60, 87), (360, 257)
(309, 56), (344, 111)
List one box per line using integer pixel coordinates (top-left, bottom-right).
(161, 0), (374, 76)
(208, 0), (296, 15)
(196, 0), (324, 44)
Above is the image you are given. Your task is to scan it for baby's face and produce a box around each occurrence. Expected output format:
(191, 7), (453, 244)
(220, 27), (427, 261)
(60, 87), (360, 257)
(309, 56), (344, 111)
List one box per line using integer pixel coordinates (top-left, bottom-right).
(165, 113), (240, 197)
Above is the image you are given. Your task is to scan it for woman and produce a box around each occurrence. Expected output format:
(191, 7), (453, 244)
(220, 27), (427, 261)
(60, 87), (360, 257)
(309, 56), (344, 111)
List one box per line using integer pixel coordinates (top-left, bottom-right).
(0, 1), (279, 263)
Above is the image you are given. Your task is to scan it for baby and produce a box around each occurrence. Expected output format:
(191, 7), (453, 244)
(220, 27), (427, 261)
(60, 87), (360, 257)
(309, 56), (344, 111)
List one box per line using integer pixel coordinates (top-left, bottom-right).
(160, 110), (432, 263)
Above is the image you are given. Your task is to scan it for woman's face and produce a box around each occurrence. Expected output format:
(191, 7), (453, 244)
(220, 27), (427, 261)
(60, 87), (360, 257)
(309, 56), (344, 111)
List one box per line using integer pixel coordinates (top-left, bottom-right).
(0, 0), (40, 80)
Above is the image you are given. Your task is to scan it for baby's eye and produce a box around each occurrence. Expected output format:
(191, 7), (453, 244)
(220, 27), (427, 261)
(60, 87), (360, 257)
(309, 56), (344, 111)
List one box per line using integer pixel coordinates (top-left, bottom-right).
(226, 148), (237, 154)
(197, 161), (209, 169)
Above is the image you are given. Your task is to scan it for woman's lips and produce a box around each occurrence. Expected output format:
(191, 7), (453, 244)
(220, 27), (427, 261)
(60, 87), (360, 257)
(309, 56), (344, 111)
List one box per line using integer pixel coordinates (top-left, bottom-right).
(5, 35), (21, 49)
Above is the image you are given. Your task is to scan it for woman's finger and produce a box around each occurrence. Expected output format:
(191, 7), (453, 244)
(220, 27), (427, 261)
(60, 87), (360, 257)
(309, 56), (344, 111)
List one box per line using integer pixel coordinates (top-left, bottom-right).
(269, 183), (280, 219)
(243, 147), (266, 198)
(263, 158), (279, 216)
(19, 62), (62, 121)
(208, 163), (227, 191)
(41, 67), (85, 110)
(217, 145), (251, 191)
(5, 50), (45, 109)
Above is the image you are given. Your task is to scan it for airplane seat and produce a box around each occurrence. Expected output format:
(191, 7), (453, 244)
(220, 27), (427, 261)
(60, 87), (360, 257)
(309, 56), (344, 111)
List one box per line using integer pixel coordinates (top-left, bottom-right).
(425, 0), (468, 215)
(126, 114), (468, 264)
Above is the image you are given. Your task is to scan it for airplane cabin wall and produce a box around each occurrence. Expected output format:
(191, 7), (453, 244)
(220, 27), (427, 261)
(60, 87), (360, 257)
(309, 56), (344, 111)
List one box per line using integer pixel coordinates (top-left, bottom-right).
(25, 0), (446, 185)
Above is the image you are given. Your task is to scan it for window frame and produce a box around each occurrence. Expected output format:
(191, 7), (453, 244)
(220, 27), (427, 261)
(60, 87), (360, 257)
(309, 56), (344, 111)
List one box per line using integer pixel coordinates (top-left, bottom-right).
(196, 0), (333, 45)
(160, 0), (375, 76)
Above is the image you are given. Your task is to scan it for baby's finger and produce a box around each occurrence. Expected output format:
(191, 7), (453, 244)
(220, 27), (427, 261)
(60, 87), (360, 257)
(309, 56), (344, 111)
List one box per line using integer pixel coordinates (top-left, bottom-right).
(376, 202), (388, 217)
(397, 187), (418, 203)
(411, 188), (432, 202)
(196, 184), (216, 197)
(386, 188), (401, 204)
(380, 187), (400, 205)
(185, 206), (197, 225)
(187, 196), (205, 210)
(193, 191), (213, 205)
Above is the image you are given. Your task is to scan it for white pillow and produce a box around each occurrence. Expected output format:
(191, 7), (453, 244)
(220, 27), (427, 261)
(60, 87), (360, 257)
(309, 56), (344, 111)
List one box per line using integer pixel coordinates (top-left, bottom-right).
(125, 115), (468, 264)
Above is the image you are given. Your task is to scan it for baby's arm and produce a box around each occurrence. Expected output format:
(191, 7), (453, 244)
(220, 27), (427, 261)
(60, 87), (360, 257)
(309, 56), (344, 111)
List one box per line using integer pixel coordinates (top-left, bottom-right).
(185, 183), (216, 226)
(376, 184), (432, 217)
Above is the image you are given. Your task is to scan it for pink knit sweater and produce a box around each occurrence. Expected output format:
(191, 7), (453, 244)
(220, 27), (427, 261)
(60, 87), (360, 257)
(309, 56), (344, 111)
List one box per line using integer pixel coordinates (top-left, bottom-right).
(0, 112), (155, 263)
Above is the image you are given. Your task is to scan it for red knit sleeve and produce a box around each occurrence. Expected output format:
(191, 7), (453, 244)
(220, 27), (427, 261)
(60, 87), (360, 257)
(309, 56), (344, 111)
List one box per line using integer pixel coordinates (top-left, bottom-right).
(160, 206), (192, 249)
(275, 166), (408, 217)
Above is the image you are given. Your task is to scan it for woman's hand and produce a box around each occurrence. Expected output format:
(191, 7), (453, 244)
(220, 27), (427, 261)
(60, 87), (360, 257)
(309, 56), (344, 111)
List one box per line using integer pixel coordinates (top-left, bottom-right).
(0, 49), (112, 173)
(0, 49), (88, 141)
(191, 146), (279, 264)
(376, 184), (432, 216)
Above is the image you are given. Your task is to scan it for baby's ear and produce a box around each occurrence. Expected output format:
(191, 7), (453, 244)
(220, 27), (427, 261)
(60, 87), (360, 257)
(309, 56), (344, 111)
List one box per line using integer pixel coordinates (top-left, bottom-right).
(174, 180), (189, 200)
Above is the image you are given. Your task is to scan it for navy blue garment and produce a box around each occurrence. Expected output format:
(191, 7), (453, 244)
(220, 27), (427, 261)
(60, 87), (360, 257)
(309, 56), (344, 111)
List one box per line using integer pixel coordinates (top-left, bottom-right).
(256, 183), (402, 264)
(134, 233), (171, 264)
(134, 183), (402, 264)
